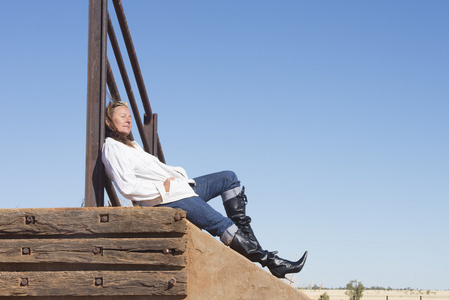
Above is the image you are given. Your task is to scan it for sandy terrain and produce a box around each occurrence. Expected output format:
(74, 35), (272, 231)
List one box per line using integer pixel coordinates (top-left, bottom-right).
(302, 289), (449, 300)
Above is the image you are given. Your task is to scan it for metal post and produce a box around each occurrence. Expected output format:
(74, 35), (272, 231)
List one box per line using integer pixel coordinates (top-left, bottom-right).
(85, 0), (108, 207)
(143, 113), (159, 157)
(106, 57), (122, 102)
(157, 134), (166, 163)
(112, 0), (153, 119)
(107, 13), (152, 152)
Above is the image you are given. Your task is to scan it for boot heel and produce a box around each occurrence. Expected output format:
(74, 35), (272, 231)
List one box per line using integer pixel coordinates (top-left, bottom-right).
(268, 251), (308, 278)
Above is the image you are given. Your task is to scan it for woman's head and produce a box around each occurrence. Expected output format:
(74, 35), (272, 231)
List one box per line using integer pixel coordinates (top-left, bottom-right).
(105, 101), (134, 146)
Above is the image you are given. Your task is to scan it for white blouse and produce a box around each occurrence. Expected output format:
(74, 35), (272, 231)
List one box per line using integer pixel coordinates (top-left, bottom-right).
(102, 137), (197, 206)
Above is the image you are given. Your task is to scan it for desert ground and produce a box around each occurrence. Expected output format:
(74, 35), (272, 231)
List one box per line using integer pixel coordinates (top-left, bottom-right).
(302, 289), (449, 300)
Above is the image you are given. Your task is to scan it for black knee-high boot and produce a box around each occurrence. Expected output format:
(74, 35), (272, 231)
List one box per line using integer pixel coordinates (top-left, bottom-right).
(223, 187), (260, 245)
(230, 229), (308, 278)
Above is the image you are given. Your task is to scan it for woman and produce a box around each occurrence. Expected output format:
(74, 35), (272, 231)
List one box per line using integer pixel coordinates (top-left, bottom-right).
(102, 101), (307, 278)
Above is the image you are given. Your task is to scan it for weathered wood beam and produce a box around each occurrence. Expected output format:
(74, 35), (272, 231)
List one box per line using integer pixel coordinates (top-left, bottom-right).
(0, 238), (187, 267)
(0, 208), (188, 298)
(0, 270), (187, 297)
(0, 207), (187, 236)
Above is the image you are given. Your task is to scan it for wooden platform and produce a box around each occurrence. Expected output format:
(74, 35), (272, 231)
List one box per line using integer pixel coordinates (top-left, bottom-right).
(0, 207), (188, 299)
(0, 207), (310, 300)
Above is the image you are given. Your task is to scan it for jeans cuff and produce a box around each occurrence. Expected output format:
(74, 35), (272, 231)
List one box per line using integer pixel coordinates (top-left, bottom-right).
(220, 224), (238, 245)
(221, 187), (241, 202)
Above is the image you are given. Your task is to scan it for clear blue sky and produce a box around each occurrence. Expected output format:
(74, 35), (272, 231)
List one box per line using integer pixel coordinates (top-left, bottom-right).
(1, 0), (448, 291)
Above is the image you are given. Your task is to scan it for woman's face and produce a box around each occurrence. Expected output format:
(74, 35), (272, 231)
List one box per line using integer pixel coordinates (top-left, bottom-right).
(112, 106), (132, 137)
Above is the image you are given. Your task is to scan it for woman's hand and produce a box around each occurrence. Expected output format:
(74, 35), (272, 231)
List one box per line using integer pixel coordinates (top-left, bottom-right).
(164, 177), (175, 192)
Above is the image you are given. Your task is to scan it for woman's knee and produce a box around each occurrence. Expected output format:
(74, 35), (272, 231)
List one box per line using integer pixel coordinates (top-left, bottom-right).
(221, 170), (240, 186)
(219, 171), (242, 202)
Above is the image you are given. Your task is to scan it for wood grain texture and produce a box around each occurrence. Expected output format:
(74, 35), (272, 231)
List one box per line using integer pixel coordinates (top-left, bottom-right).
(0, 208), (189, 298)
(0, 238), (187, 267)
(0, 207), (187, 236)
(0, 270), (187, 297)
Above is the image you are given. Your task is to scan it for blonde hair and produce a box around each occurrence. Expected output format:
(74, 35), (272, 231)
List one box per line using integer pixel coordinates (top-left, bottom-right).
(105, 101), (134, 147)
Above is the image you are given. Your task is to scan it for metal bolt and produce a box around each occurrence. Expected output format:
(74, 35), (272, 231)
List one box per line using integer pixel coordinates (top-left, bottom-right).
(168, 278), (176, 288)
(95, 277), (103, 286)
(22, 247), (31, 255)
(93, 247), (103, 255)
(163, 248), (171, 254)
(25, 216), (35, 225)
(100, 214), (109, 223)
(174, 212), (182, 221)
(20, 278), (28, 286)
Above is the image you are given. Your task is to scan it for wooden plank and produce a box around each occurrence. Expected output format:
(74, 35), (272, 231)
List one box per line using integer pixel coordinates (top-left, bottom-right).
(0, 238), (186, 267)
(0, 270), (187, 297)
(0, 207), (186, 236)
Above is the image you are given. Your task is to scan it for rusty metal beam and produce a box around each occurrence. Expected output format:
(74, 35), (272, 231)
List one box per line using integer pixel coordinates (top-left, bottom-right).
(104, 170), (121, 207)
(151, 114), (159, 157)
(112, 0), (153, 120)
(106, 57), (122, 102)
(85, 0), (167, 208)
(85, 0), (108, 207)
(107, 13), (152, 153)
(157, 135), (166, 163)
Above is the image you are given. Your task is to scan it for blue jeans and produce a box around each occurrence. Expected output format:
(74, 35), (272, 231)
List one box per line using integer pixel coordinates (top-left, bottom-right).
(158, 171), (240, 238)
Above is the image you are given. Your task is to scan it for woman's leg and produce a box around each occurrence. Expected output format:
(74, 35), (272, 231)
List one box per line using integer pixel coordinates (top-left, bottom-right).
(158, 196), (237, 244)
(162, 172), (308, 278)
(193, 171), (259, 245)
(192, 170), (241, 202)
(160, 171), (241, 244)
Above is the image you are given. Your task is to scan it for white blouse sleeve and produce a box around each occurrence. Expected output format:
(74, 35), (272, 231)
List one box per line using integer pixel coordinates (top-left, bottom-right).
(102, 141), (166, 202)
